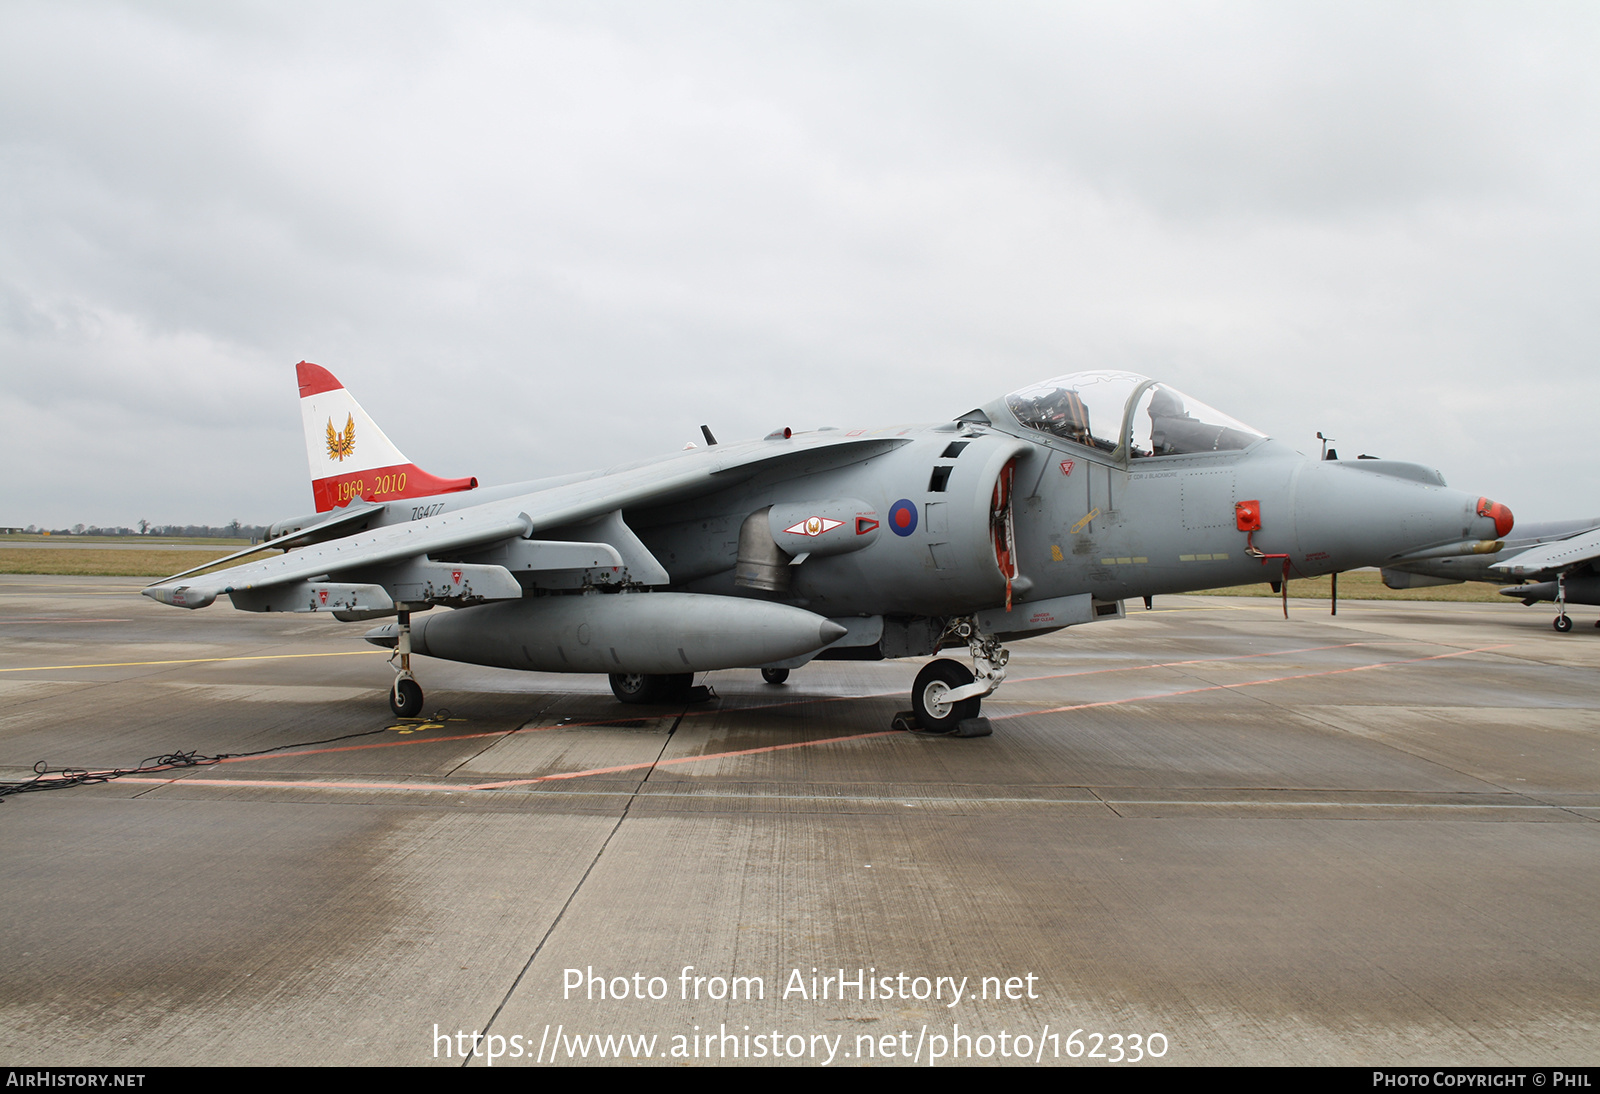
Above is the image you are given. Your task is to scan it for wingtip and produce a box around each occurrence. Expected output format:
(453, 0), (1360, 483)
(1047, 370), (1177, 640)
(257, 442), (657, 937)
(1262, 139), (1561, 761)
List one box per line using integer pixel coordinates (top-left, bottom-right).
(141, 584), (217, 609)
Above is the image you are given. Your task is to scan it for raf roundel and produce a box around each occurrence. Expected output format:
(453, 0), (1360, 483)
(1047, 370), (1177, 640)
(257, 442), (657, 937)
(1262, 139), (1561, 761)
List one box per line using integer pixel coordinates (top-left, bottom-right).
(888, 499), (918, 537)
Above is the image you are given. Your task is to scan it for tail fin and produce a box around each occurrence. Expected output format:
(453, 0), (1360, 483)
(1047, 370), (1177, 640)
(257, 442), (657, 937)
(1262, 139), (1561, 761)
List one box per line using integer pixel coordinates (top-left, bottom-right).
(296, 362), (478, 512)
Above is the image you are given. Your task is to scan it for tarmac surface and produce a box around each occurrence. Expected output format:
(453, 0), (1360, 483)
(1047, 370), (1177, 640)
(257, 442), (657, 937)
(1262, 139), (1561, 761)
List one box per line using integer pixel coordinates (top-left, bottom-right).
(2, 574), (1596, 1067)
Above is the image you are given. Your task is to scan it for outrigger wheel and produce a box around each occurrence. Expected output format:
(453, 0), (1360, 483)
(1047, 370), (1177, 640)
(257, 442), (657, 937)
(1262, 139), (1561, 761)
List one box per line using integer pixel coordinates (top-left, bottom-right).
(761, 668), (790, 685)
(391, 677), (424, 718)
(389, 607), (425, 717)
(911, 659), (981, 732)
(1555, 614), (1574, 633)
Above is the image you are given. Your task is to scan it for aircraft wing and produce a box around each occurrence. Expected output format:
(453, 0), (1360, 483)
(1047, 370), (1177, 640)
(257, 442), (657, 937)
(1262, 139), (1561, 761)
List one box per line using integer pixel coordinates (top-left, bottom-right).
(1489, 527), (1600, 578)
(144, 433), (910, 609)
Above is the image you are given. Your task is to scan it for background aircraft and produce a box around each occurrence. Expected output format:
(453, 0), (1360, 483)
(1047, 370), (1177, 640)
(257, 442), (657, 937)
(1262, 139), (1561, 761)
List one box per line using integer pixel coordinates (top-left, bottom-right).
(1383, 518), (1600, 632)
(145, 364), (1513, 733)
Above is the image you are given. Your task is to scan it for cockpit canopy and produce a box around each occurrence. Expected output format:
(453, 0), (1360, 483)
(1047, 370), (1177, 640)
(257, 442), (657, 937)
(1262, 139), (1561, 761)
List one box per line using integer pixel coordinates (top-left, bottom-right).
(1002, 371), (1266, 457)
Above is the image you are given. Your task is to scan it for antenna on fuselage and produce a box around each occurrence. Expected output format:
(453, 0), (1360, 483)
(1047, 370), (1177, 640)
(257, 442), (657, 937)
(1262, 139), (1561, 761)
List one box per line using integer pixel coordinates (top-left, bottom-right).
(701, 425), (718, 446)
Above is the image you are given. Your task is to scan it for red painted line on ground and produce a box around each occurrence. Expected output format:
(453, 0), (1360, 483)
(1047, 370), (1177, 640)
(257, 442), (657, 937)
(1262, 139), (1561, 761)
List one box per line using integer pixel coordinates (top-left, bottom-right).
(216, 711), (683, 763)
(221, 727), (523, 762)
(469, 730), (902, 790)
(116, 775), (458, 793)
(96, 730), (903, 795)
(992, 644), (1512, 720)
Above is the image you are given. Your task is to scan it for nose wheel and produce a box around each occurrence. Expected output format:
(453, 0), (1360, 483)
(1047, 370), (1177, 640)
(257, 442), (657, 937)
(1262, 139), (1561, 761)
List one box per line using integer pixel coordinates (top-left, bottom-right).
(911, 659), (981, 730)
(898, 618), (1006, 736)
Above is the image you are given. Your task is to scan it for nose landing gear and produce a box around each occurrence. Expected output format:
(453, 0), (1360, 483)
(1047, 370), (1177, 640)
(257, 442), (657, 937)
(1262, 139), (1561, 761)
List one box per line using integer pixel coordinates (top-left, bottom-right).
(899, 618), (1008, 737)
(911, 659), (981, 730)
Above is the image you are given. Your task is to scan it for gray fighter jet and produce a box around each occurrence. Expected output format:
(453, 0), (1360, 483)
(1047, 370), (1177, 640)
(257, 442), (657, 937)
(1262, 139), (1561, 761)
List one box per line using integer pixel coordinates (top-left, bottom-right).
(1383, 517), (1600, 632)
(145, 364), (1513, 733)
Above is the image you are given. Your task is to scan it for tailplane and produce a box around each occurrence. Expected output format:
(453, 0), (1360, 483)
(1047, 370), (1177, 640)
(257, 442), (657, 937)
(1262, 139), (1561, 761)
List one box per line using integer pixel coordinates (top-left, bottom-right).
(297, 362), (478, 512)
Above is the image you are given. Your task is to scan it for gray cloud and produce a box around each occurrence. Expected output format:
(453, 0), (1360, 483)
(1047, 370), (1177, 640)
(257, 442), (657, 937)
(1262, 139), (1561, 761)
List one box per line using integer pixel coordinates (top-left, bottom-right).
(2, 1), (1597, 527)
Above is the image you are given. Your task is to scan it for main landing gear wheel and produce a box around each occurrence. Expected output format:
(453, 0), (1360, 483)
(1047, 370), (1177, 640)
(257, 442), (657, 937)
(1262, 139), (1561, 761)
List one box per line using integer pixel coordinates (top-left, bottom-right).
(761, 668), (790, 685)
(609, 673), (694, 704)
(1554, 614), (1574, 633)
(390, 677), (424, 717)
(911, 659), (981, 733)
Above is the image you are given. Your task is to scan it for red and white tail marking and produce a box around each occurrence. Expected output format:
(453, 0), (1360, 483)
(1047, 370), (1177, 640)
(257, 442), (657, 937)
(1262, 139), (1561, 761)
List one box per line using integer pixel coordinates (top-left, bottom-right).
(296, 362), (477, 512)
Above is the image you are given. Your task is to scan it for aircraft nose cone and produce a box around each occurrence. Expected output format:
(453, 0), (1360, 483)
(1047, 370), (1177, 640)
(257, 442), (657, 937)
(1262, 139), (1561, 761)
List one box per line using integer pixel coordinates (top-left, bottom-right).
(1292, 462), (1510, 572)
(1477, 497), (1514, 538)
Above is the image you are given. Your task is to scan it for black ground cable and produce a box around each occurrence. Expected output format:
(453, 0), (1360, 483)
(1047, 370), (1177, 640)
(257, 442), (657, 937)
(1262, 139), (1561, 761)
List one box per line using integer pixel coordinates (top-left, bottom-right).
(0, 710), (452, 803)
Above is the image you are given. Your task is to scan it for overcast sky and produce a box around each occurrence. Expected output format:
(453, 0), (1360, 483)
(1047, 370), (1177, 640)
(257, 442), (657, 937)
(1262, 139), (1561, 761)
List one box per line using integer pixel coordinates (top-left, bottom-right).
(3, 1), (1597, 528)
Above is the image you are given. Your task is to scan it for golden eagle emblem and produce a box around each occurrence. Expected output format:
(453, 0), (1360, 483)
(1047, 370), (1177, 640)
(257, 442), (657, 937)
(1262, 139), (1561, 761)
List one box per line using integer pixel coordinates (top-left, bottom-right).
(325, 414), (356, 462)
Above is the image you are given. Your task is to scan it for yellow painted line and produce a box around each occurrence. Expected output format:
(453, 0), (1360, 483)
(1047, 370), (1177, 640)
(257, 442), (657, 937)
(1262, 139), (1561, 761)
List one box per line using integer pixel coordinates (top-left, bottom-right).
(1147, 604), (1262, 613)
(0, 650), (385, 673)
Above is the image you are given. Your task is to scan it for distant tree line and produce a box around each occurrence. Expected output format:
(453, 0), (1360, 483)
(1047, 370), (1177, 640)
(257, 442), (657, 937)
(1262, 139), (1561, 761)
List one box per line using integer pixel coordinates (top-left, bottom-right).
(18, 521), (270, 540)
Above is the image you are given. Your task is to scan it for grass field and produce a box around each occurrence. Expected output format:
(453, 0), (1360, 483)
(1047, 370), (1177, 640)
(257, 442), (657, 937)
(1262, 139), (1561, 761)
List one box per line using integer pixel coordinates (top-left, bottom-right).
(0, 548), (257, 578)
(0, 534), (256, 546)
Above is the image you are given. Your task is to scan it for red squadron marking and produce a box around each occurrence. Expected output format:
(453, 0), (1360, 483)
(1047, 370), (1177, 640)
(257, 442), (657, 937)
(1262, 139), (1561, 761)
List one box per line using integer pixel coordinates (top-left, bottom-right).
(784, 516), (843, 537)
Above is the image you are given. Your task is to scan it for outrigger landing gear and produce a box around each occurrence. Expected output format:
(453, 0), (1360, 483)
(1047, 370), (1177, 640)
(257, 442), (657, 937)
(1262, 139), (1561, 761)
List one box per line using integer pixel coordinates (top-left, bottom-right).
(1554, 572), (1574, 633)
(389, 608), (425, 717)
(899, 618), (1008, 737)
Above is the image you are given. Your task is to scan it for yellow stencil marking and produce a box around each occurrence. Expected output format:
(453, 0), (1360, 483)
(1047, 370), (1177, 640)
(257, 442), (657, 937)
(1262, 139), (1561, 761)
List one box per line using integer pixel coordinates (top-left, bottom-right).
(1070, 508), (1101, 534)
(389, 721), (443, 735)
